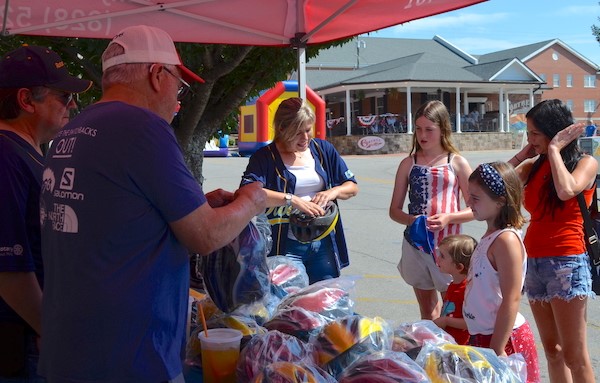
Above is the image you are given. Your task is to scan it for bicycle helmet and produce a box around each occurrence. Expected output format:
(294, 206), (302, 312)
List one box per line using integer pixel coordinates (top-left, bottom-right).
(290, 202), (339, 243)
(252, 361), (336, 383)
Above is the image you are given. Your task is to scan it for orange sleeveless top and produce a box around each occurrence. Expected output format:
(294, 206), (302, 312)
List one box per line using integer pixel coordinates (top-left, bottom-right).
(523, 159), (593, 258)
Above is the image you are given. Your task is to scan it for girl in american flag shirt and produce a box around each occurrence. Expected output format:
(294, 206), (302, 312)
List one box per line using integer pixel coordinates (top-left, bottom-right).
(389, 100), (473, 320)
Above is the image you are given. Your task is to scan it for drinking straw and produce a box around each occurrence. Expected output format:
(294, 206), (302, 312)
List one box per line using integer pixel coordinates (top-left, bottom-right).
(199, 303), (209, 338)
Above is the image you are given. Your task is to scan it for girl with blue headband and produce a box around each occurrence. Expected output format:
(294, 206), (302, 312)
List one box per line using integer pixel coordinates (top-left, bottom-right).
(463, 161), (540, 383)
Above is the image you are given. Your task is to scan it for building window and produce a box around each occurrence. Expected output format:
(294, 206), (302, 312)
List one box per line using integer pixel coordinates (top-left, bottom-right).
(376, 97), (385, 115)
(553, 74), (560, 87)
(566, 74), (573, 87)
(566, 100), (574, 111)
(584, 100), (596, 113)
(584, 75), (596, 88)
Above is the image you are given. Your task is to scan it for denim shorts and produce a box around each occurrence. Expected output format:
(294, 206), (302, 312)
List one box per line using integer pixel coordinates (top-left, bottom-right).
(524, 253), (595, 302)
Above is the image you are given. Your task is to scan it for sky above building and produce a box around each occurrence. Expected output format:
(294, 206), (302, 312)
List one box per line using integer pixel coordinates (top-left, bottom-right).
(363, 0), (600, 67)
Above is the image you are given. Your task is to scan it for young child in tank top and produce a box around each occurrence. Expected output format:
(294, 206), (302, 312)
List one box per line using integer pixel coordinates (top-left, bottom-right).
(463, 162), (540, 383)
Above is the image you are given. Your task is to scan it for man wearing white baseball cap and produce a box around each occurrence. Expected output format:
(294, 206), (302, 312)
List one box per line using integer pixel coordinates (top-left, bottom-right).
(39, 25), (266, 383)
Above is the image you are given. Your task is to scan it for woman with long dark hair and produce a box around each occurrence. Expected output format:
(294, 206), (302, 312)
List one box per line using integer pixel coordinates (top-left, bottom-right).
(509, 99), (597, 383)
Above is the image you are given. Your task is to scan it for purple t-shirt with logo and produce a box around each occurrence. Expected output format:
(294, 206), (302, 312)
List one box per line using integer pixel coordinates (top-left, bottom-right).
(39, 102), (205, 382)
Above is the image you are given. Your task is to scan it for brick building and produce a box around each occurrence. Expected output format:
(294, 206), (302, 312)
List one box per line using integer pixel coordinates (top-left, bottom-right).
(487, 39), (599, 124)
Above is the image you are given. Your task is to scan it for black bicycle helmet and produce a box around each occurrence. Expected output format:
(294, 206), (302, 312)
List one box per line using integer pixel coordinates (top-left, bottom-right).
(289, 202), (339, 243)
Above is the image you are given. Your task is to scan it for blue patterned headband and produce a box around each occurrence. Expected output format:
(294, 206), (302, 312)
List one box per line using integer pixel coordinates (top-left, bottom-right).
(478, 163), (506, 196)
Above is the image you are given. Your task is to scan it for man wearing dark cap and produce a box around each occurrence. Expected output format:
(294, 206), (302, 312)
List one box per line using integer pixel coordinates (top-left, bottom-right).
(0, 45), (92, 380)
(39, 25), (265, 382)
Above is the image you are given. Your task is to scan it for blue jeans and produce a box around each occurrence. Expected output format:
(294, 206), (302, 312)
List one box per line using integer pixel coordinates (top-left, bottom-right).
(0, 332), (45, 383)
(285, 237), (339, 284)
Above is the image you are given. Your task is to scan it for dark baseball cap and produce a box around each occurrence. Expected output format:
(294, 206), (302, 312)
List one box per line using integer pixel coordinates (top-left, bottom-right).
(0, 45), (92, 92)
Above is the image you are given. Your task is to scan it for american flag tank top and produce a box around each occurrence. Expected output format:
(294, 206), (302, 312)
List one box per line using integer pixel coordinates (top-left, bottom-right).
(407, 153), (461, 252)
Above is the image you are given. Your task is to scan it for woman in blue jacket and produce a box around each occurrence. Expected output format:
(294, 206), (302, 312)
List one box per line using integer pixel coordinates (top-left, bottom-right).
(241, 97), (358, 283)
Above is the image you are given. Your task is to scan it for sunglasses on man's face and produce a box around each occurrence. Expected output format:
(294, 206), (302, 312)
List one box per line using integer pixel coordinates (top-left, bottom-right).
(47, 89), (75, 106)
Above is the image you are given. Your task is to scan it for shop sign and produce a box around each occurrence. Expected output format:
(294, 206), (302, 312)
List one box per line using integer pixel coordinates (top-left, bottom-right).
(357, 136), (385, 151)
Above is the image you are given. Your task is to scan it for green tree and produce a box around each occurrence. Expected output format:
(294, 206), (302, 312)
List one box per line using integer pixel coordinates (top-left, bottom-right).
(594, 3), (600, 44)
(0, 36), (346, 182)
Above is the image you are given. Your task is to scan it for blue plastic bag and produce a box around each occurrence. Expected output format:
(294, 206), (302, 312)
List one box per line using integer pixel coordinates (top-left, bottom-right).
(405, 215), (435, 256)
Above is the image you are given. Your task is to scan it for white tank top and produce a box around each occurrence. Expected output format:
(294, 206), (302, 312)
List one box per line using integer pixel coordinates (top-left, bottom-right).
(463, 228), (526, 335)
(286, 155), (325, 240)
(286, 155), (324, 200)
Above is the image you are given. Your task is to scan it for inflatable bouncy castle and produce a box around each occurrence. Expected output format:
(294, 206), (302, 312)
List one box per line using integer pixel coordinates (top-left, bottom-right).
(238, 81), (326, 156)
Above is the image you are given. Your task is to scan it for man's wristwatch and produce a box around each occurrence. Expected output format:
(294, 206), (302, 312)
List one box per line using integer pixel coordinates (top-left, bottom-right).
(284, 193), (293, 207)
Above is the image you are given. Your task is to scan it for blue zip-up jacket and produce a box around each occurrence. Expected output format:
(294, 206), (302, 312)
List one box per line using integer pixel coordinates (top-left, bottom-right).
(241, 138), (356, 268)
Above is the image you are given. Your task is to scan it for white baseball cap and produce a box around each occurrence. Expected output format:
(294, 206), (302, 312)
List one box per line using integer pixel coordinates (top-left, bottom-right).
(102, 25), (204, 83)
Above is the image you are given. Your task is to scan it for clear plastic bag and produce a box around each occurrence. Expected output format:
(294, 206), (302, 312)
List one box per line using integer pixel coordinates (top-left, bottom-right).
(415, 342), (525, 383)
(230, 291), (282, 326)
(198, 219), (270, 313)
(236, 330), (317, 382)
(254, 213), (273, 255)
(267, 255), (309, 297)
(276, 276), (356, 321)
(338, 350), (431, 383)
(251, 361), (337, 383)
(310, 315), (393, 379)
(264, 306), (329, 342)
(391, 319), (456, 359)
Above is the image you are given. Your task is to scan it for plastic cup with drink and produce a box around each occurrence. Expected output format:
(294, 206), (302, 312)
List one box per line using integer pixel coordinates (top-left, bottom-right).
(199, 328), (243, 383)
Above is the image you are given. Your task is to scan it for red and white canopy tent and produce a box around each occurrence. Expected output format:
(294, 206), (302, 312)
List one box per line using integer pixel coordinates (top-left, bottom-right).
(1, 0), (487, 98)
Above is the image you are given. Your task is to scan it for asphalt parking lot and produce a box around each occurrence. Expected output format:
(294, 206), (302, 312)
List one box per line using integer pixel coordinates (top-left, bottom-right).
(201, 149), (600, 381)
